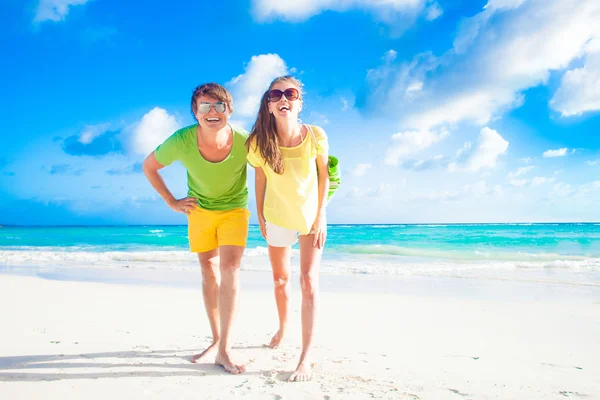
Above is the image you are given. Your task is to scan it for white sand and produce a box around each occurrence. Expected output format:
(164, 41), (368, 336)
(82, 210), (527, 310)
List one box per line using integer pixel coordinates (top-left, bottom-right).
(1, 274), (599, 399)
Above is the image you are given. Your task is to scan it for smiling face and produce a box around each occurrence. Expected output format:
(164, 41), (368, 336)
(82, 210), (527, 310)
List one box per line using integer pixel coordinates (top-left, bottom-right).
(267, 80), (302, 121)
(194, 95), (230, 130)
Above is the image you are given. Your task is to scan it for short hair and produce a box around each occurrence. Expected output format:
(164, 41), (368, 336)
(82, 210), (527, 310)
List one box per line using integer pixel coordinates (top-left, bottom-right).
(190, 83), (234, 116)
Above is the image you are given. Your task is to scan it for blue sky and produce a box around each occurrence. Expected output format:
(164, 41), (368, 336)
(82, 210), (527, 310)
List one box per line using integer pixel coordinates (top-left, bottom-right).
(1, 0), (599, 225)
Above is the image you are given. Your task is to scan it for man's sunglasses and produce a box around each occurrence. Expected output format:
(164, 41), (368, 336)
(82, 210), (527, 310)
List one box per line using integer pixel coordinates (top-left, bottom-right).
(268, 88), (300, 102)
(197, 102), (227, 113)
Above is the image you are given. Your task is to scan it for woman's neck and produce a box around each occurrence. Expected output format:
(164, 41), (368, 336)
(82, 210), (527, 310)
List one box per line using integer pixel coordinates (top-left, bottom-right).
(275, 118), (301, 146)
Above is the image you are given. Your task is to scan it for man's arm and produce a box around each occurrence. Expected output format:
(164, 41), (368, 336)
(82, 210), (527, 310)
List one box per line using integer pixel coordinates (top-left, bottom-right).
(142, 152), (197, 214)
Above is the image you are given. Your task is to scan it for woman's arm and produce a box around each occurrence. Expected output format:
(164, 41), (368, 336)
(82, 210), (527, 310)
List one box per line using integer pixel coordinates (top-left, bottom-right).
(254, 166), (268, 239)
(312, 152), (330, 248)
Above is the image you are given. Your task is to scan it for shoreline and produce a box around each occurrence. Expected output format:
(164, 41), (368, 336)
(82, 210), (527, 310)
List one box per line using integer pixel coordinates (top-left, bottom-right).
(2, 263), (599, 303)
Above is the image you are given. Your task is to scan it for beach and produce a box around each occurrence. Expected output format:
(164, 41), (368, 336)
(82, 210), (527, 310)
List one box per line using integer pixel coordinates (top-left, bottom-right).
(1, 224), (599, 399)
(1, 270), (599, 400)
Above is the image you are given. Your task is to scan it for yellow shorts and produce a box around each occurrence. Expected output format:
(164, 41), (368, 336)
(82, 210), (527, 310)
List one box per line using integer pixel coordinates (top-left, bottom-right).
(187, 207), (250, 253)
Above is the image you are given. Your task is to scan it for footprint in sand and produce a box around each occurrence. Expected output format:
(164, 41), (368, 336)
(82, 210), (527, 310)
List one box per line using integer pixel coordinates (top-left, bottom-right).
(543, 363), (583, 371)
(558, 391), (588, 398)
(448, 388), (469, 397)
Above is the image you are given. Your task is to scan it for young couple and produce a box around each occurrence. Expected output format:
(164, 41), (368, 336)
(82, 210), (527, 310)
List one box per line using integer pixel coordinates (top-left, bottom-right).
(142, 76), (330, 382)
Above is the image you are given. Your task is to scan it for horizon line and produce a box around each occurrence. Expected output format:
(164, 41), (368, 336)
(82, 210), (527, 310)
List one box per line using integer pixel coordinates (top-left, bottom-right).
(2, 222), (600, 228)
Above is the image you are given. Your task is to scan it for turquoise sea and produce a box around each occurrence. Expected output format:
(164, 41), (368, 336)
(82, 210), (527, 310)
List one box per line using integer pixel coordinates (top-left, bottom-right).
(1, 224), (599, 287)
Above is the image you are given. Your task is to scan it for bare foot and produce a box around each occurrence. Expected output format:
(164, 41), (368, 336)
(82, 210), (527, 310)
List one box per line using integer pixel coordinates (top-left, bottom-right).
(215, 351), (246, 374)
(191, 342), (218, 363)
(269, 329), (286, 348)
(288, 360), (312, 382)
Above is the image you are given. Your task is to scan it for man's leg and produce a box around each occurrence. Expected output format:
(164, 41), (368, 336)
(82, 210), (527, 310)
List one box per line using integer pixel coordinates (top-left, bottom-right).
(191, 249), (220, 363)
(214, 245), (246, 374)
(289, 234), (322, 382)
(268, 245), (291, 348)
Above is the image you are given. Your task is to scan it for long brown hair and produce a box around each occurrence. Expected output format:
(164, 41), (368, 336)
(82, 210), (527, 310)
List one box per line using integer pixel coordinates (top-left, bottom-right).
(246, 75), (303, 174)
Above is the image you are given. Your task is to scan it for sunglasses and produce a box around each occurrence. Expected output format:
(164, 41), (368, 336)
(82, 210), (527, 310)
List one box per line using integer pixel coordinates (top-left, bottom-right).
(268, 88), (300, 102)
(197, 102), (227, 113)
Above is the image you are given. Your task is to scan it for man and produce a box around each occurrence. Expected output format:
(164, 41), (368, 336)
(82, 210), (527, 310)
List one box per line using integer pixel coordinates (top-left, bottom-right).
(142, 83), (249, 374)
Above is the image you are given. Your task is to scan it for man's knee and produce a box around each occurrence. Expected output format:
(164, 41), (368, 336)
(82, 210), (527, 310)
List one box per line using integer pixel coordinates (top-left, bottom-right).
(220, 261), (241, 272)
(218, 246), (244, 272)
(199, 256), (219, 284)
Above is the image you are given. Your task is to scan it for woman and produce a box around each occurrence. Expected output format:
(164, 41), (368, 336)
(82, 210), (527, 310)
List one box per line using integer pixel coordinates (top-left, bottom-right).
(246, 75), (330, 382)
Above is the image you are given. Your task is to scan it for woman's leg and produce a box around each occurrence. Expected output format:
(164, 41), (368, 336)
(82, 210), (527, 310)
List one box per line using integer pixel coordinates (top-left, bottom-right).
(289, 234), (322, 382)
(268, 245), (291, 348)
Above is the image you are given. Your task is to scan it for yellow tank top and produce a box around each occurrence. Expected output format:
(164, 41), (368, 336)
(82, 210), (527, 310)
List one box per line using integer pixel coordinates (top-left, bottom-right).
(247, 125), (329, 234)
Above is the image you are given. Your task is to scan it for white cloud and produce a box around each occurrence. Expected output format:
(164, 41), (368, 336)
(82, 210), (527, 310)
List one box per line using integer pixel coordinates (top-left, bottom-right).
(384, 50), (398, 63)
(419, 180), (493, 202)
(405, 155), (446, 171)
(407, 90), (518, 131)
(346, 182), (404, 199)
(531, 176), (555, 186)
(310, 112), (330, 125)
(78, 123), (111, 144)
(130, 108), (181, 156)
(449, 127), (509, 172)
(543, 148), (571, 158)
(352, 163), (372, 177)
(252, 0), (430, 23)
(425, 2), (443, 21)
(511, 176), (555, 187)
(371, 183), (398, 197)
(405, 80), (423, 97)
(341, 97), (349, 111)
(346, 187), (368, 198)
(484, 0), (527, 11)
(550, 182), (573, 198)
(508, 179), (528, 187)
(508, 166), (535, 179)
(550, 52), (600, 116)
(588, 159), (600, 166)
(227, 54), (289, 120)
(34, 0), (90, 23)
(455, 142), (472, 160)
(365, 0), (600, 132)
(384, 128), (449, 166)
(573, 180), (600, 199)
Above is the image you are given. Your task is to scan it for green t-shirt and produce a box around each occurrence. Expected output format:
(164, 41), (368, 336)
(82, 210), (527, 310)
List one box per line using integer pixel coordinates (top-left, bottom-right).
(154, 124), (249, 211)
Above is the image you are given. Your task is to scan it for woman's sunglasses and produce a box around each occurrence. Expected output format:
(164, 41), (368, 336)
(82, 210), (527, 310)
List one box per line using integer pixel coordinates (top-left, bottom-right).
(197, 102), (227, 113)
(268, 88), (300, 102)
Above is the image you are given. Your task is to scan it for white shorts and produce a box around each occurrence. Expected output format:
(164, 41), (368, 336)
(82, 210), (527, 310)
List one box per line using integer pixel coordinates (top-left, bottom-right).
(265, 221), (299, 247)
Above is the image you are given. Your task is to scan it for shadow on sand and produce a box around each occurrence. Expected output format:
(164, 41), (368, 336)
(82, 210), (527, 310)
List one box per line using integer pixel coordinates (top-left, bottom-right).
(0, 348), (280, 382)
